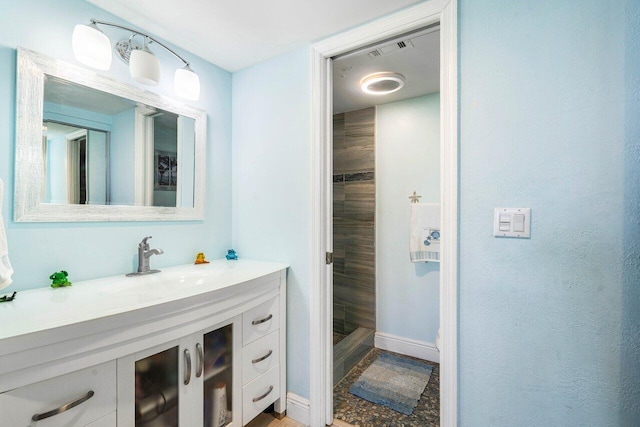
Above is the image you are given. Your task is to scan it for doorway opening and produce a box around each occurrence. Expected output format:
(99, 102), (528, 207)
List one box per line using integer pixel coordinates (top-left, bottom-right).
(309, 1), (458, 426)
(331, 25), (441, 426)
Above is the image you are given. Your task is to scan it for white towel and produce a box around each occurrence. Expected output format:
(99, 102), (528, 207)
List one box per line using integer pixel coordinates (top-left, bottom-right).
(410, 203), (440, 263)
(0, 179), (14, 290)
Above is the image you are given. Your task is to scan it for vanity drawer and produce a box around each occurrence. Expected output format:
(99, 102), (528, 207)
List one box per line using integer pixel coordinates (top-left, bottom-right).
(242, 330), (279, 385)
(242, 364), (280, 424)
(0, 360), (116, 426)
(243, 296), (279, 345)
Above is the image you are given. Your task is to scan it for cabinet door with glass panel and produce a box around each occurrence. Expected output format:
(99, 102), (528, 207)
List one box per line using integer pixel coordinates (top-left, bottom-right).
(117, 317), (241, 426)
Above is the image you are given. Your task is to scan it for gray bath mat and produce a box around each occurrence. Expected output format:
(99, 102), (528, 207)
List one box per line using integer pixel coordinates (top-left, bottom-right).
(348, 352), (432, 415)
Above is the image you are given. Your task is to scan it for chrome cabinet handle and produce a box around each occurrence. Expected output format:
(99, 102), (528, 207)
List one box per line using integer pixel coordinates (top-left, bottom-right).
(252, 385), (274, 402)
(195, 343), (204, 378)
(32, 390), (95, 421)
(252, 314), (273, 325)
(184, 349), (192, 385)
(252, 349), (273, 364)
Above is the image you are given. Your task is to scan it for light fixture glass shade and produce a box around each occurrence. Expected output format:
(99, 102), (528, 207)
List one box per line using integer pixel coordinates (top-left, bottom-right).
(130, 48), (161, 86)
(360, 72), (406, 95)
(174, 66), (200, 101)
(72, 23), (112, 70)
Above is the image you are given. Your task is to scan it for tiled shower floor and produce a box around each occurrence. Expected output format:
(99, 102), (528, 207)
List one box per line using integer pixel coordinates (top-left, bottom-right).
(333, 348), (440, 427)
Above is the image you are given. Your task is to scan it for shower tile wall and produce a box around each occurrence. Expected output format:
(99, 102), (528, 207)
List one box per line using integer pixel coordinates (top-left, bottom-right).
(333, 107), (375, 336)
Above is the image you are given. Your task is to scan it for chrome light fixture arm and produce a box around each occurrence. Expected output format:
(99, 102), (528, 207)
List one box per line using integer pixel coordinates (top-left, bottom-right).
(89, 18), (191, 68)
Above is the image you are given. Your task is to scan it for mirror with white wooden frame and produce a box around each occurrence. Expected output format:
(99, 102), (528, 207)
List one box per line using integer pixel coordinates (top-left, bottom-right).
(14, 47), (207, 222)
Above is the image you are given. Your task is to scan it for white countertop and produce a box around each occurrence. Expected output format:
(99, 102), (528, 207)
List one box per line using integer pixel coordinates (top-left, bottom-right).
(0, 259), (288, 342)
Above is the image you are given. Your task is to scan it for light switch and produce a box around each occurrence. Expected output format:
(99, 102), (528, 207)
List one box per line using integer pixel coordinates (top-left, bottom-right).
(494, 208), (531, 238)
(513, 214), (525, 232)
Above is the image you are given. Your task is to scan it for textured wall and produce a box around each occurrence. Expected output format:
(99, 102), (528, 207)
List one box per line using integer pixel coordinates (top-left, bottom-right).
(333, 107), (376, 336)
(0, 0), (232, 291)
(622, 1), (640, 424)
(231, 47), (312, 399)
(376, 94), (440, 344)
(459, 0), (640, 424)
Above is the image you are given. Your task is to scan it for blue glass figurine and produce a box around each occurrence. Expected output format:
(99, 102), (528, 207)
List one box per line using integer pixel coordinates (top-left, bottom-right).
(225, 249), (238, 260)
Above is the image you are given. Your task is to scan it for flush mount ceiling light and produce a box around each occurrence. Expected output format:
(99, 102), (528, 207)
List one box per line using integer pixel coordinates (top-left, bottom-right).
(72, 19), (200, 101)
(360, 71), (406, 95)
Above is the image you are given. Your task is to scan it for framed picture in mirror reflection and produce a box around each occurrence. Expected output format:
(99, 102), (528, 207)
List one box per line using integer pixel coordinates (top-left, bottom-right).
(155, 151), (178, 190)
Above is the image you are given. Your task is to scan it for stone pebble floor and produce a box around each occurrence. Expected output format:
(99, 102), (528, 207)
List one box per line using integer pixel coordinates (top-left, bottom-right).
(333, 348), (439, 427)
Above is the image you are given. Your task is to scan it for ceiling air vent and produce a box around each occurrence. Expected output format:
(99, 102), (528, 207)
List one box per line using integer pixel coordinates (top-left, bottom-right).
(367, 39), (413, 59)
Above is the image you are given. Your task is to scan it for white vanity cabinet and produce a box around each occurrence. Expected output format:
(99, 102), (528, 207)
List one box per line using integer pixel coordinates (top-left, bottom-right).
(0, 259), (287, 427)
(117, 318), (243, 426)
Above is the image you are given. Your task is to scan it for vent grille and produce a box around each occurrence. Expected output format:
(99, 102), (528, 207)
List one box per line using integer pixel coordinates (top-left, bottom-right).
(367, 39), (413, 59)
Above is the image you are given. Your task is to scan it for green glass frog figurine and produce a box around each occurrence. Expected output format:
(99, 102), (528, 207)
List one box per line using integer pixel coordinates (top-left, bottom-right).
(50, 270), (72, 288)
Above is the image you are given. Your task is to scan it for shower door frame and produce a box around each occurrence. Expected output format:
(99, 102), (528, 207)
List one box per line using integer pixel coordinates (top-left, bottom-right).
(309, 0), (458, 425)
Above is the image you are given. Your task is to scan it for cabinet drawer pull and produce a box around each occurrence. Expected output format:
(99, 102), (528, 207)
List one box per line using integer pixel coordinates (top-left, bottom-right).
(252, 349), (273, 364)
(252, 314), (273, 325)
(252, 385), (274, 403)
(195, 343), (204, 378)
(31, 390), (95, 421)
(184, 349), (192, 385)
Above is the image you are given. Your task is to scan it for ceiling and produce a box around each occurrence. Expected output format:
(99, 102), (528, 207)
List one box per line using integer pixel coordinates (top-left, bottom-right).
(86, 0), (423, 72)
(333, 27), (440, 113)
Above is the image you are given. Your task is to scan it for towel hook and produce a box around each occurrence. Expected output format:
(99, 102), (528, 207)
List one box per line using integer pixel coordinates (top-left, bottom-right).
(409, 191), (422, 203)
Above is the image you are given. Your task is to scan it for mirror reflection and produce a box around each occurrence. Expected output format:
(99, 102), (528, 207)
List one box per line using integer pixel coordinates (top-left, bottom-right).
(42, 75), (195, 208)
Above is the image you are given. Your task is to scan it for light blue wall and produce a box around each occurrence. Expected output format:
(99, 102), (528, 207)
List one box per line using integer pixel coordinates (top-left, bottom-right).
(375, 94), (440, 344)
(231, 47), (312, 398)
(459, 0), (640, 425)
(87, 129), (107, 205)
(110, 108), (135, 205)
(622, 2), (640, 425)
(0, 0), (232, 290)
(45, 129), (69, 204)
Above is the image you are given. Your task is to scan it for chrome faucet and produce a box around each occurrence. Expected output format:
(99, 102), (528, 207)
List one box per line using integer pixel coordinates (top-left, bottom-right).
(126, 236), (164, 276)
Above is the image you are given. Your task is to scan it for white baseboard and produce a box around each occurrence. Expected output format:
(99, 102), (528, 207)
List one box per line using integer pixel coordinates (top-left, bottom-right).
(374, 332), (440, 364)
(286, 392), (310, 426)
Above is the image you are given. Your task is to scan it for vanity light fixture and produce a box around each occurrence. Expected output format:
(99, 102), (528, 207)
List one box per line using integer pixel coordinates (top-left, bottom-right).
(72, 19), (200, 101)
(360, 71), (406, 95)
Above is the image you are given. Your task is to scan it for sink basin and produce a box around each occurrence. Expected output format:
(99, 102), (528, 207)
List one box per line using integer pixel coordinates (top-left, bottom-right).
(97, 265), (227, 299)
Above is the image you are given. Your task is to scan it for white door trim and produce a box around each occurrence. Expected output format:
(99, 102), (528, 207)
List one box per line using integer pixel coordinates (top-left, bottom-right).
(309, 0), (458, 426)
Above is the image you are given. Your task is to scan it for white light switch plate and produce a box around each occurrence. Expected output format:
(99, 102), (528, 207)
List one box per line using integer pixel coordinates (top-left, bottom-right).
(493, 208), (531, 238)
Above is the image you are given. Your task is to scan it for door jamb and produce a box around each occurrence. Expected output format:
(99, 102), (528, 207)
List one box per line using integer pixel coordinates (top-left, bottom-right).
(309, 0), (458, 425)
